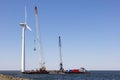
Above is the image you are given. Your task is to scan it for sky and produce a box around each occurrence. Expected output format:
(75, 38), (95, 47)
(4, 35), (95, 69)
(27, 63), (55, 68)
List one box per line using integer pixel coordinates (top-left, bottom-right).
(0, 0), (120, 70)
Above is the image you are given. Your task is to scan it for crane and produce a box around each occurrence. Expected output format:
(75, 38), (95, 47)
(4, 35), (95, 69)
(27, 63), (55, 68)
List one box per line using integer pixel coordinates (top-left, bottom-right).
(34, 6), (46, 71)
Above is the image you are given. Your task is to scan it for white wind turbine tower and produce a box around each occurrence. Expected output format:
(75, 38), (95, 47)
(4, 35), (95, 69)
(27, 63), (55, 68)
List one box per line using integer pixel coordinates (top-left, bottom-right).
(20, 6), (32, 73)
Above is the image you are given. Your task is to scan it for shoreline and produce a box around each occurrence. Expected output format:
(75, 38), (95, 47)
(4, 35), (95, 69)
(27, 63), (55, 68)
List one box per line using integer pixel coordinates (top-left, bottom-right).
(0, 74), (29, 80)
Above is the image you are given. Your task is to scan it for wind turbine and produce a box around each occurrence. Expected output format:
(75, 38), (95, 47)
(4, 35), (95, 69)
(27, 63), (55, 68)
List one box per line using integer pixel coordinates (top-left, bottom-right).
(20, 6), (32, 73)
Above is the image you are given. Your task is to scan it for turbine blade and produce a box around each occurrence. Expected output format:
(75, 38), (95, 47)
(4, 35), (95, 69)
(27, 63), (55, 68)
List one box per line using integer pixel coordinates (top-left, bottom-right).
(26, 25), (32, 31)
(25, 6), (27, 24)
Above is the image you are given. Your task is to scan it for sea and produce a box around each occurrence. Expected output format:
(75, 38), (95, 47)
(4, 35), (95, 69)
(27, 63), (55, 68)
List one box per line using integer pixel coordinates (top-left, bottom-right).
(0, 71), (120, 80)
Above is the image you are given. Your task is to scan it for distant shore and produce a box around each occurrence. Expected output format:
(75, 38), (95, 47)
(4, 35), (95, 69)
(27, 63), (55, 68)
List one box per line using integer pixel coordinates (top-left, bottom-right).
(0, 74), (29, 80)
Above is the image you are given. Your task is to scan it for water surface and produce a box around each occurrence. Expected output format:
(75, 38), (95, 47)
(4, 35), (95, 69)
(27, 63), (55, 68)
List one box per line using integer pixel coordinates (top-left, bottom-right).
(0, 71), (120, 80)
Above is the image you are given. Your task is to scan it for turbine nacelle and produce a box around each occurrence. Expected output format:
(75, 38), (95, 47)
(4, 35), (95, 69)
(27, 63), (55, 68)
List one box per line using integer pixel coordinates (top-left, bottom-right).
(20, 23), (32, 31)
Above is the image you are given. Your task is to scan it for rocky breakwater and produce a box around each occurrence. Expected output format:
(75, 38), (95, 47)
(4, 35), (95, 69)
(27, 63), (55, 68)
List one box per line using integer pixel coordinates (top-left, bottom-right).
(0, 74), (29, 80)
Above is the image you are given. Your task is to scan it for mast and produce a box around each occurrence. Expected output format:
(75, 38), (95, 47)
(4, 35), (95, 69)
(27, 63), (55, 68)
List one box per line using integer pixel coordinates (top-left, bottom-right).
(59, 36), (64, 71)
(21, 26), (25, 73)
(34, 6), (46, 70)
